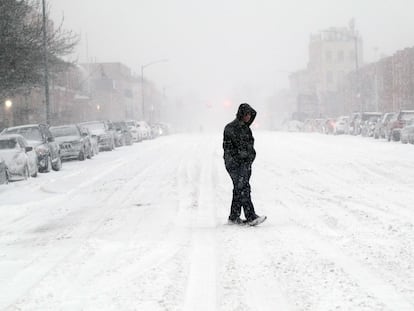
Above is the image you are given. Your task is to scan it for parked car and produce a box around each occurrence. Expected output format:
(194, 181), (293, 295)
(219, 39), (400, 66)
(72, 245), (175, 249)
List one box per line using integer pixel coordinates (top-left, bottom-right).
(333, 116), (349, 135)
(79, 126), (99, 156)
(323, 118), (336, 134)
(348, 112), (361, 135)
(0, 157), (9, 184)
(50, 124), (92, 161)
(354, 112), (382, 136)
(150, 123), (170, 137)
(313, 118), (326, 133)
(1, 124), (61, 172)
(400, 124), (414, 144)
(125, 120), (142, 142)
(361, 116), (380, 137)
(0, 134), (38, 180)
(79, 121), (115, 151)
(374, 112), (395, 139)
(136, 121), (152, 139)
(113, 121), (133, 146)
(387, 110), (414, 141)
(104, 120), (120, 146)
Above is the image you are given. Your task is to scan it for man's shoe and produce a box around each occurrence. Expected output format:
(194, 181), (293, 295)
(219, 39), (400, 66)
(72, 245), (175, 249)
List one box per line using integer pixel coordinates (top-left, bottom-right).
(227, 217), (246, 225)
(246, 215), (267, 226)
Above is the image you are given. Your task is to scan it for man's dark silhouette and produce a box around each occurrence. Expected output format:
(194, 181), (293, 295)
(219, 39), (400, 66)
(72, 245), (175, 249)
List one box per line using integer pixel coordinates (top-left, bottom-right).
(223, 103), (266, 226)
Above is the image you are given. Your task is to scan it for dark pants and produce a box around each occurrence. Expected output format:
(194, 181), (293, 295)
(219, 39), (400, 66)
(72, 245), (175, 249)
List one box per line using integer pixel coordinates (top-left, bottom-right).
(226, 162), (257, 221)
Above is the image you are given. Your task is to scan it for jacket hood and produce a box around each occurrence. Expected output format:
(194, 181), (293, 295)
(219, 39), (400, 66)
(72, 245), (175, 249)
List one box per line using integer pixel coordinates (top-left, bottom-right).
(236, 103), (257, 126)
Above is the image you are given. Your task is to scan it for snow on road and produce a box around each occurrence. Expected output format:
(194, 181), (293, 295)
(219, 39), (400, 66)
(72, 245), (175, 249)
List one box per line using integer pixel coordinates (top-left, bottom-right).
(1, 131), (414, 310)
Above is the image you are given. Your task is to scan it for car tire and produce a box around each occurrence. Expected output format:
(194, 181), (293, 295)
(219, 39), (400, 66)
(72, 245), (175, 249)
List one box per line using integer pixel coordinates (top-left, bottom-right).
(87, 147), (92, 159)
(24, 165), (30, 180)
(32, 165), (38, 178)
(1, 168), (9, 184)
(43, 156), (52, 173)
(52, 156), (62, 171)
(79, 149), (85, 161)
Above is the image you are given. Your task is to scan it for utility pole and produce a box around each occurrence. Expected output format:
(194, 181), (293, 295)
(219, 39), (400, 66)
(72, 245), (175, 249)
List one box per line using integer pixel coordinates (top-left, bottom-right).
(42, 0), (51, 124)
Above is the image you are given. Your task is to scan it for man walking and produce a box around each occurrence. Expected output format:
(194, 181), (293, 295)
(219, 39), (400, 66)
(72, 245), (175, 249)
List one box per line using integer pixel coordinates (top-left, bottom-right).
(223, 103), (266, 226)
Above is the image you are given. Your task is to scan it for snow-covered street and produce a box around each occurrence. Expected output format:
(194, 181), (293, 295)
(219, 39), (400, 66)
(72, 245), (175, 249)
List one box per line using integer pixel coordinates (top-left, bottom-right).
(1, 132), (414, 310)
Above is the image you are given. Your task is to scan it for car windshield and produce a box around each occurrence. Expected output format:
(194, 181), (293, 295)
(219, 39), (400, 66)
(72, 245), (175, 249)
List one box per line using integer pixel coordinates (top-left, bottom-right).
(50, 126), (79, 137)
(0, 139), (18, 150)
(5, 127), (42, 141)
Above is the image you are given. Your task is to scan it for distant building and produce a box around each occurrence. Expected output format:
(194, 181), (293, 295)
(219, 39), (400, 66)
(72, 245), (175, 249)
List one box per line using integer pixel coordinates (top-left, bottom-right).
(308, 26), (363, 116)
(80, 62), (141, 122)
(290, 23), (363, 118)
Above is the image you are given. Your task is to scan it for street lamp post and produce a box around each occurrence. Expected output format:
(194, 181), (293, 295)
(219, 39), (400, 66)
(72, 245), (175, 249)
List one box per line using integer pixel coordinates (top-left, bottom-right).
(141, 59), (168, 121)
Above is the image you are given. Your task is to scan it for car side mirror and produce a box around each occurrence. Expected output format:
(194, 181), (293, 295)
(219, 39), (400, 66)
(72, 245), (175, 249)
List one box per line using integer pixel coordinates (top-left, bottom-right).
(47, 136), (54, 142)
(82, 132), (88, 137)
(25, 146), (33, 152)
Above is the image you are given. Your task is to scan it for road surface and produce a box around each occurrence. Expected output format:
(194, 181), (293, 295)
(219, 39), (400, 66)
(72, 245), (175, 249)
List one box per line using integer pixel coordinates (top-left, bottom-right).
(1, 132), (414, 310)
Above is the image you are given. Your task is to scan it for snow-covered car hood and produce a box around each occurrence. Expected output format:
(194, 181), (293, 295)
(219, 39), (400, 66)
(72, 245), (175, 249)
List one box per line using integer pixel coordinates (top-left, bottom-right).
(55, 136), (81, 143)
(0, 149), (21, 165)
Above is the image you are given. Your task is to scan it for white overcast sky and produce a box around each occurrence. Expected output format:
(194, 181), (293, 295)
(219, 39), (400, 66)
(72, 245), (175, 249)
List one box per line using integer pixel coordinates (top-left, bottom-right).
(51, 0), (414, 104)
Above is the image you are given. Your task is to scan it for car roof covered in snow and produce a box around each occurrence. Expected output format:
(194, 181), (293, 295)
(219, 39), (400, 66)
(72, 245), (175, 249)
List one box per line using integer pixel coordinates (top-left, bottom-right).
(0, 134), (26, 140)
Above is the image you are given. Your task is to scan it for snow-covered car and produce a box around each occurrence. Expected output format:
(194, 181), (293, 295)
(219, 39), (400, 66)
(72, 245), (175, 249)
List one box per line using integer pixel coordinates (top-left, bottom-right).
(136, 121), (152, 139)
(355, 112), (382, 136)
(361, 116), (379, 137)
(0, 157), (8, 184)
(400, 124), (414, 144)
(79, 126), (99, 156)
(374, 112), (395, 139)
(151, 123), (170, 137)
(50, 125), (92, 161)
(323, 118), (335, 134)
(79, 121), (115, 151)
(0, 134), (38, 180)
(125, 120), (142, 142)
(333, 116), (349, 135)
(387, 110), (414, 142)
(1, 124), (61, 172)
(113, 121), (133, 146)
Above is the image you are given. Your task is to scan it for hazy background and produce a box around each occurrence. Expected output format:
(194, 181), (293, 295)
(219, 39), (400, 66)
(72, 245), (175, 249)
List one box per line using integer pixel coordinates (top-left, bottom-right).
(50, 0), (414, 128)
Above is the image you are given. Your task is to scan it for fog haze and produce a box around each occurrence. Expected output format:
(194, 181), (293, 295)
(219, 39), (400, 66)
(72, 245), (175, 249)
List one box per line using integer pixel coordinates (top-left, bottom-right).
(51, 0), (414, 127)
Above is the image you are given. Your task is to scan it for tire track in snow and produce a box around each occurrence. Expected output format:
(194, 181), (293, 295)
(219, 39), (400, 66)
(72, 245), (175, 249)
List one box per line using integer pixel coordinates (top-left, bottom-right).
(181, 135), (219, 311)
(2, 138), (188, 310)
(253, 133), (414, 310)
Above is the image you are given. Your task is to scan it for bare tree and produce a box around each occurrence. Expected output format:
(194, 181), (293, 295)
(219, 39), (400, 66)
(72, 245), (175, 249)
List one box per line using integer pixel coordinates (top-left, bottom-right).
(0, 0), (78, 99)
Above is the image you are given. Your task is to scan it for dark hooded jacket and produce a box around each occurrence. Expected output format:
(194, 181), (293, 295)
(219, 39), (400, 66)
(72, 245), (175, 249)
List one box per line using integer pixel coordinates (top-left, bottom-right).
(223, 103), (257, 169)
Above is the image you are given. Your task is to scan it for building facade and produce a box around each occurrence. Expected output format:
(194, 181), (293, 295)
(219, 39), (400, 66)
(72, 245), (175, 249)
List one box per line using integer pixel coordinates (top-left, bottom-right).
(290, 24), (363, 118)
